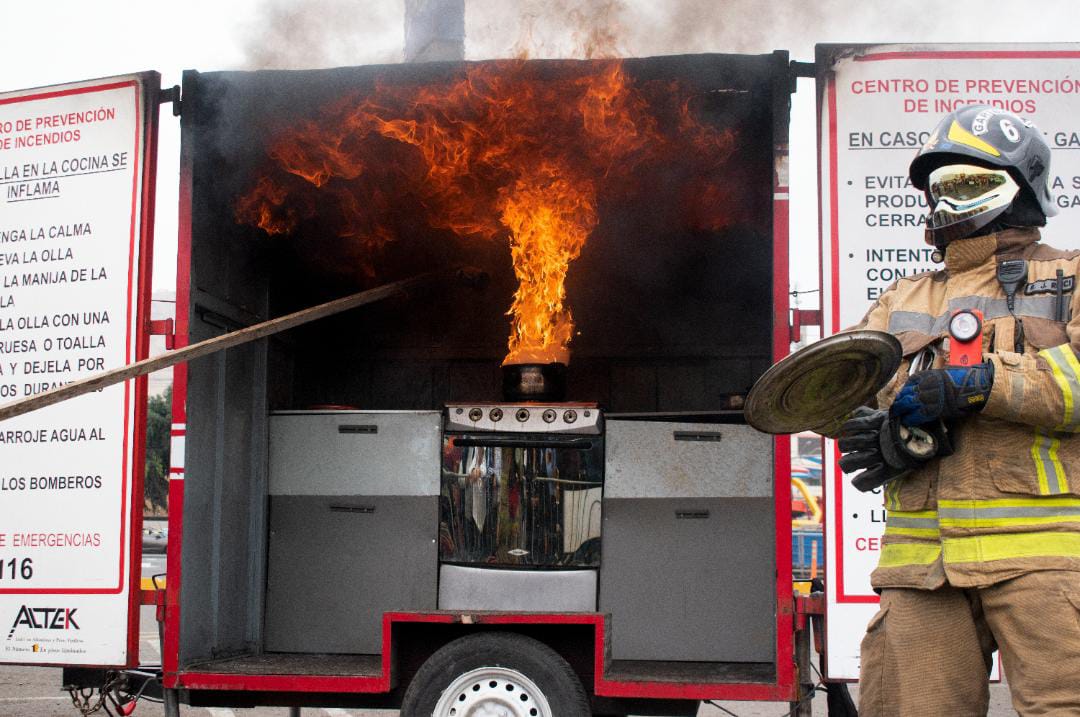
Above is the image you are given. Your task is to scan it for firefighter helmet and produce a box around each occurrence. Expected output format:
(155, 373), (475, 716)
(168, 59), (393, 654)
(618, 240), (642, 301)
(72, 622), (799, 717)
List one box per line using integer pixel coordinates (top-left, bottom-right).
(909, 105), (1057, 247)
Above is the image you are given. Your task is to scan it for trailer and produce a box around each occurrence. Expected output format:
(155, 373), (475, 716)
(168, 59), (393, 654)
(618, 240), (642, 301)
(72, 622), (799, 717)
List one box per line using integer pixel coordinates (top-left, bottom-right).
(1, 50), (811, 716)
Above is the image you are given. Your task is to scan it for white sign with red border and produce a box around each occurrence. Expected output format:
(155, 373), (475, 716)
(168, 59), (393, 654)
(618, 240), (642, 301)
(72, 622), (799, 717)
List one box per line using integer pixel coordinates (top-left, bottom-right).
(0, 74), (157, 666)
(819, 43), (1080, 680)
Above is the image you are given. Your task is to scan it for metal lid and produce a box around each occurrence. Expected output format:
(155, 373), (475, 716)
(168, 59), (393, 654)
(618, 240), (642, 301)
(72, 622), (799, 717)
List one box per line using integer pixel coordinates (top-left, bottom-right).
(744, 330), (902, 435)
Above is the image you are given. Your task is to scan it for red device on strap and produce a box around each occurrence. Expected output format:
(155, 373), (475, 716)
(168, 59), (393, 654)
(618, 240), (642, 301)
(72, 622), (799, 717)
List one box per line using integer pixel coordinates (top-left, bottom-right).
(948, 309), (984, 366)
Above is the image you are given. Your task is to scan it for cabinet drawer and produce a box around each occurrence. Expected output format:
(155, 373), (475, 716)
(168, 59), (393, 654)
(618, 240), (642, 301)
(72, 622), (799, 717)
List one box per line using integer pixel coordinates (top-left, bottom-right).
(269, 411), (440, 496)
(605, 420), (772, 499)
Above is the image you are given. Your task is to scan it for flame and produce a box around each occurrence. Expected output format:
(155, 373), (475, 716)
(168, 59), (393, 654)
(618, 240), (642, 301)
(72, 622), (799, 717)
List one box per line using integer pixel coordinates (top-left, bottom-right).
(236, 60), (735, 364)
(235, 175), (306, 235)
(500, 171), (595, 364)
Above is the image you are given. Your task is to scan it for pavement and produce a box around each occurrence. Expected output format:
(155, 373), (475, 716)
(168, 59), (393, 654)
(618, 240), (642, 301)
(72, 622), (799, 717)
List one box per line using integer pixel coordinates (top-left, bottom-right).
(0, 655), (835, 717)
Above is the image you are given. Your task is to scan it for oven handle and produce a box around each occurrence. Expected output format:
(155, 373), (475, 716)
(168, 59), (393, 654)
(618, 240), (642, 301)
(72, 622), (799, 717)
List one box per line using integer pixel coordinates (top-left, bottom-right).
(452, 436), (595, 450)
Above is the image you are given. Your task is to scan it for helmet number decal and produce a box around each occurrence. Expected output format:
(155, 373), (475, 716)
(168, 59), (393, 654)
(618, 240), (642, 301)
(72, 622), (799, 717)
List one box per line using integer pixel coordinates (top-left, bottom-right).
(1000, 118), (1021, 143)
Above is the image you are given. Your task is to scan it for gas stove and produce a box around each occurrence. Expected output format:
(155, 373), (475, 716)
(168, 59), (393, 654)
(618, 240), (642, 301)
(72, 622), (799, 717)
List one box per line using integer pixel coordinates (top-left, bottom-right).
(444, 402), (602, 434)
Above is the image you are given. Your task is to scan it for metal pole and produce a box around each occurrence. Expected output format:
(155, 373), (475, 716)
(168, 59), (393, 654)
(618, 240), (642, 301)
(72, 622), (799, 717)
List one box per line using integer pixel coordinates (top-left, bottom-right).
(793, 611), (814, 717)
(0, 267), (460, 422)
(287, 707), (301, 717)
(162, 688), (181, 717)
(158, 598), (179, 717)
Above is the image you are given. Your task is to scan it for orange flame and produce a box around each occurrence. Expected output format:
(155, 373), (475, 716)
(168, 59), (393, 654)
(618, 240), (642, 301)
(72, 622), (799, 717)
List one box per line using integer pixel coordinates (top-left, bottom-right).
(500, 171), (595, 364)
(236, 60), (735, 364)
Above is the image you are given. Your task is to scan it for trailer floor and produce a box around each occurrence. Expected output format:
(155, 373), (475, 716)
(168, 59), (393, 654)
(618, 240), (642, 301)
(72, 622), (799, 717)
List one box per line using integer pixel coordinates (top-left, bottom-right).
(185, 653), (381, 676)
(182, 656), (773, 684)
(605, 660), (774, 684)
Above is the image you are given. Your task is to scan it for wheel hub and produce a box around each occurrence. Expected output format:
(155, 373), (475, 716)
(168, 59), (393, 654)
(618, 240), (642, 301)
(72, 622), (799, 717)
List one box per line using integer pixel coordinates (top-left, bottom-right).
(433, 665), (552, 717)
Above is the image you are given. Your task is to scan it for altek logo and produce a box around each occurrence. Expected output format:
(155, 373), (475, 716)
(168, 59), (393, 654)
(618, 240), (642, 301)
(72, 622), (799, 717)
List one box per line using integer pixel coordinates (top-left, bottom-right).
(7, 606), (79, 640)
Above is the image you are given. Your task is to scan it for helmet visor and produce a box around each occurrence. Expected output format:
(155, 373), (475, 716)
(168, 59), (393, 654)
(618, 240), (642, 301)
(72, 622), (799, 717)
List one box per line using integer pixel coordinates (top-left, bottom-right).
(928, 164), (1019, 215)
(926, 164), (1019, 244)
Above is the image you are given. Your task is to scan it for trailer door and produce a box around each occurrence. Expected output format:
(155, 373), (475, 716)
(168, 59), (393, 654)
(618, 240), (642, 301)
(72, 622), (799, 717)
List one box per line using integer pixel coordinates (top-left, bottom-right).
(0, 72), (161, 668)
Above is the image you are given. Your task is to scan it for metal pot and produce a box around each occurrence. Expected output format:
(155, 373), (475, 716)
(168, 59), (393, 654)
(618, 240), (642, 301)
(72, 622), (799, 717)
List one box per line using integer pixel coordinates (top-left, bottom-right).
(502, 363), (567, 402)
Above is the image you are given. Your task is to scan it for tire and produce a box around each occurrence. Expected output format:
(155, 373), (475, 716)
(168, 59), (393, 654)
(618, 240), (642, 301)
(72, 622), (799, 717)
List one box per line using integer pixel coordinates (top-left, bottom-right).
(400, 632), (590, 717)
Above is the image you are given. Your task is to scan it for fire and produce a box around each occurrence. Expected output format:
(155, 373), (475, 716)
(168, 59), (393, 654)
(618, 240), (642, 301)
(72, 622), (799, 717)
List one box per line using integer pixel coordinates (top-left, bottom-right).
(236, 60), (735, 364)
(500, 171), (595, 364)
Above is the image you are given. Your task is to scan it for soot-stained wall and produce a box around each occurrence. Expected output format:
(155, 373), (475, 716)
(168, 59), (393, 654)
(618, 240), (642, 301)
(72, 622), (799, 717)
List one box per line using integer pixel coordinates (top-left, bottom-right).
(186, 53), (783, 414)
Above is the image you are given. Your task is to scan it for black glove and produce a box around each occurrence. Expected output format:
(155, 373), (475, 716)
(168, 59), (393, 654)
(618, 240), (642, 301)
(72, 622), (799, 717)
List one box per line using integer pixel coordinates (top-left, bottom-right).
(838, 407), (949, 492)
(890, 364), (993, 427)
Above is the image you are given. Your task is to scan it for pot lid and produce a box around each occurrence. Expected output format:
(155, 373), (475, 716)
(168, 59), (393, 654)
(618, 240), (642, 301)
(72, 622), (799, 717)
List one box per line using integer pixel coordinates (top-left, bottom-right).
(744, 330), (902, 435)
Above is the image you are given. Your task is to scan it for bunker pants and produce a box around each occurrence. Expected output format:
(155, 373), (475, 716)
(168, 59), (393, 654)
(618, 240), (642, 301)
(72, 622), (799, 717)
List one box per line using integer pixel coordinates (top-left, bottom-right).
(858, 571), (1080, 716)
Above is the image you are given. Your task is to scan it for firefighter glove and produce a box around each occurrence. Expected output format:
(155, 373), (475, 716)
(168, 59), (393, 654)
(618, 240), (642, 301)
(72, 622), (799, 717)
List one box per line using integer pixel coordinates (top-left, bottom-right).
(890, 364), (994, 427)
(838, 407), (944, 493)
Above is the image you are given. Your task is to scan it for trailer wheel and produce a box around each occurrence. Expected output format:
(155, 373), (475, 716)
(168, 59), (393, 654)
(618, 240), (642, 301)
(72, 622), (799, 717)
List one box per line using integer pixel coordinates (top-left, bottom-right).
(400, 632), (589, 717)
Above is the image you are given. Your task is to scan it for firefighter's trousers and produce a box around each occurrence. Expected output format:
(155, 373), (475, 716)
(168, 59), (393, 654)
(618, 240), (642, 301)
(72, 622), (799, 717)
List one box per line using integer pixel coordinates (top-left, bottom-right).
(858, 570), (1080, 716)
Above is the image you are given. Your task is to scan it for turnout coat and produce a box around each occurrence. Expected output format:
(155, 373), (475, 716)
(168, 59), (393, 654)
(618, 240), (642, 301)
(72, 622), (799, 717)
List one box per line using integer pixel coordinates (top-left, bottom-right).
(853, 227), (1080, 589)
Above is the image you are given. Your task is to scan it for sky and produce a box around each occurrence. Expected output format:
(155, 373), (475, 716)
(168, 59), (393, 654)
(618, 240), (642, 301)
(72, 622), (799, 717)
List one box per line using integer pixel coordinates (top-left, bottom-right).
(5, 0), (1080, 314)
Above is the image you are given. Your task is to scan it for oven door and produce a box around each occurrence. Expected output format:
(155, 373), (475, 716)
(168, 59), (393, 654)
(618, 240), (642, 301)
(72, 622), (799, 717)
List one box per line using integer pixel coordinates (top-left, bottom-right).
(439, 433), (603, 569)
(439, 432), (604, 611)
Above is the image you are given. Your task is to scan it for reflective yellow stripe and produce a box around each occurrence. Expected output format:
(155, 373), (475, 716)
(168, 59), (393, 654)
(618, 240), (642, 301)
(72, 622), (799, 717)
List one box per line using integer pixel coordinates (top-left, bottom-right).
(1043, 348), (1072, 422)
(1060, 346), (1080, 416)
(1041, 347), (1076, 429)
(1032, 431), (1052, 494)
(885, 509), (940, 538)
(943, 531), (1080, 563)
(1047, 433), (1068, 495)
(884, 527), (941, 538)
(940, 515), (1080, 528)
(939, 497), (1080, 509)
(879, 541), (942, 568)
(1030, 428), (1067, 495)
(1033, 345), (1076, 493)
(884, 482), (900, 511)
(888, 509), (939, 518)
(939, 497), (1080, 528)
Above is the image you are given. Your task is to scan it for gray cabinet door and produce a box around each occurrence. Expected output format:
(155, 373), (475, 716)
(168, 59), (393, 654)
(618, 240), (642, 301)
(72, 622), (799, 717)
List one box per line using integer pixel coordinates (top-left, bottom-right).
(599, 420), (776, 662)
(599, 497), (775, 662)
(264, 495), (438, 654)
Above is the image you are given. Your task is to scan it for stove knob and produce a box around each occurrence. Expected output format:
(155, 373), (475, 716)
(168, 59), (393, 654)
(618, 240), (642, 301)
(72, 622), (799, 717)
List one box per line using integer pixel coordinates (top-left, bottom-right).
(563, 409), (578, 423)
(515, 408), (531, 422)
(489, 407), (504, 422)
(468, 407), (483, 422)
(542, 409), (557, 423)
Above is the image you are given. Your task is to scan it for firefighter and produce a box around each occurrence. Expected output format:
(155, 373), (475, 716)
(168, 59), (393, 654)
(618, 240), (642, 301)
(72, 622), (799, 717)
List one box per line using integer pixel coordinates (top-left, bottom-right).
(837, 105), (1080, 715)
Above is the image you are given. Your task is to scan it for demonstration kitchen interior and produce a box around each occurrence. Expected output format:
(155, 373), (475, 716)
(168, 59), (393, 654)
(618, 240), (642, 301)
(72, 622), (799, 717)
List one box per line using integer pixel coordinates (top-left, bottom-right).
(177, 51), (785, 680)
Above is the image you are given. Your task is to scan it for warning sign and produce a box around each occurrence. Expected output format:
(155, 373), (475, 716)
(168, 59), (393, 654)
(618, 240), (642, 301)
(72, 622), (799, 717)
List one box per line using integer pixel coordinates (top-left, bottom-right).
(0, 74), (157, 666)
(819, 43), (1080, 680)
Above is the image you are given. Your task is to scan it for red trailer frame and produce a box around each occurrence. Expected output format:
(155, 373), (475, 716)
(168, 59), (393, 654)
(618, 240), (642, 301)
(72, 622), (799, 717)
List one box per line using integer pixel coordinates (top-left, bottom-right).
(157, 58), (799, 707)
